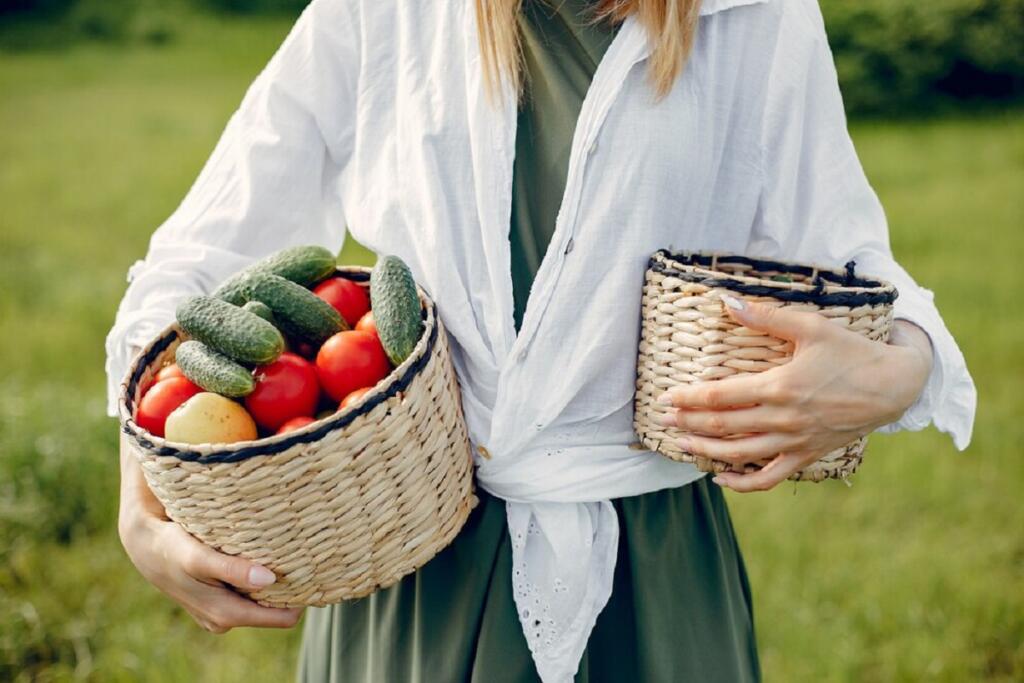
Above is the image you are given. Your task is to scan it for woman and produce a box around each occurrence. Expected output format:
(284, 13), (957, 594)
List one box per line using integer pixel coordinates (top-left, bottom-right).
(107, 0), (976, 681)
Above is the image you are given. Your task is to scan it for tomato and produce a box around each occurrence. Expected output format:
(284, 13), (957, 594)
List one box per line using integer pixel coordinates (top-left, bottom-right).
(140, 363), (184, 396)
(136, 376), (203, 437)
(244, 352), (320, 431)
(156, 363), (184, 382)
(314, 277), (371, 328)
(276, 415), (316, 435)
(355, 310), (378, 339)
(291, 340), (318, 360)
(316, 331), (390, 402)
(339, 386), (372, 410)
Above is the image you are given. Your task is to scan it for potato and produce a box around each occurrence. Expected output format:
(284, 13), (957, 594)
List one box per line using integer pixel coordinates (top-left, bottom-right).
(164, 392), (258, 445)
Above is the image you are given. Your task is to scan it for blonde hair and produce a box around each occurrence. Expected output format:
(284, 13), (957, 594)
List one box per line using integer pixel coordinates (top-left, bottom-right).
(475, 0), (702, 102)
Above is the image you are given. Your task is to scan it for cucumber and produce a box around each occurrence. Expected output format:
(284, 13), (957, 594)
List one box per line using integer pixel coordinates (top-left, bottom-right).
(176, 296), (284, 365)
(369, 255), (423, 366)
(175, 340), (255, 397)
(213, 245), (337, 305)
(248, 273), (346, 345)
(242, 300), (277, 325)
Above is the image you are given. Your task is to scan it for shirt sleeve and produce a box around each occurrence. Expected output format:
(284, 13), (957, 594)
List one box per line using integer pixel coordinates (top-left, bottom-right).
(104, 0), (361, 417)
(748, 0), (976, 450)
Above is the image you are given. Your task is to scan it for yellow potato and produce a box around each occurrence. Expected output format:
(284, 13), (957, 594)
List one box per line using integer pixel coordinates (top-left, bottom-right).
(165, 392), (258, 445)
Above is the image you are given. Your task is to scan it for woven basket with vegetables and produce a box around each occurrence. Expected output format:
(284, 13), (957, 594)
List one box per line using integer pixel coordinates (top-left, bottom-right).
(118, 247), (477, 607)
(634, 250), (898, 482)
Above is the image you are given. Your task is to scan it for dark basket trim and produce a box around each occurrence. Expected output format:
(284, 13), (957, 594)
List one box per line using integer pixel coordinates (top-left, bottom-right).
(122, 276), (436, 464)
(339, 270), (369, 283)
(650, 250), (898, 307)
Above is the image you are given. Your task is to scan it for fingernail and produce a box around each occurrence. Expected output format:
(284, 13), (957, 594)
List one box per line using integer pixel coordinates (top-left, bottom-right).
(677, 436), (692, 450)
(712, 476), (725, 486)
(721, 294), (745, 311)
(249, 566), (276, 587)
(657, 412), (676, 427)
(656, 392), (674, 405)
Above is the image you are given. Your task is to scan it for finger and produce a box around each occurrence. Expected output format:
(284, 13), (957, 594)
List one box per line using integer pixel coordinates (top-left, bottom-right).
(657, 374), (770, 410)
(169, 524), (278, 591)
(712, 452), (807, 493)
(661, 405), (798, 437)
(183, 606), (228, 634)
(677, 432), (802, 465)
(201, 588), (304, 631)
(183, 581), (304, 632)
(720, 295), (826, 343)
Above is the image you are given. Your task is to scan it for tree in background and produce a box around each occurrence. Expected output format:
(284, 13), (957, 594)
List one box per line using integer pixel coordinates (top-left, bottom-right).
(0, 0), (72, 15)
(201, 0), (307, 11)
(1, 0), (1022, 116)
(821, 0), (1024, 116)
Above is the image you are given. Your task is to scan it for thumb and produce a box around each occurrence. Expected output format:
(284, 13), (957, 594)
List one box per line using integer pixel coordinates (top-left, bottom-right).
(720, 294), (822, 342)
(179, 532), (277, 590)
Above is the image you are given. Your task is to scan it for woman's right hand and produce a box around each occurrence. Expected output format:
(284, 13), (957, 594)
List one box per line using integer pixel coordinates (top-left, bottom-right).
(118, 431), (303, 633)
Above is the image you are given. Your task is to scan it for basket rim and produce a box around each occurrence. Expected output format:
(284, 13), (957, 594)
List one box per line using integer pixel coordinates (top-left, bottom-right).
(651, 250), (898, 307)
(118, 267), (441, 464)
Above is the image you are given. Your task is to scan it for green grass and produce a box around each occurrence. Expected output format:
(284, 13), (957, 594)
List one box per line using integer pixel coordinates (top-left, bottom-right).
(726, 115), (1024, 682)
(1, 13), (1021, 682)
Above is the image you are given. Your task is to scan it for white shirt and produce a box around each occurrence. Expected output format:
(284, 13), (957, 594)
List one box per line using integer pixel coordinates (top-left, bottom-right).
(104, 0), (977, 679)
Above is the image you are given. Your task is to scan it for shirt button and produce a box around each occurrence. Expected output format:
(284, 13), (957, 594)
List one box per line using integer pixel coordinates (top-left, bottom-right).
(589, 140), (598, 155)
(564, 237), (575, 255)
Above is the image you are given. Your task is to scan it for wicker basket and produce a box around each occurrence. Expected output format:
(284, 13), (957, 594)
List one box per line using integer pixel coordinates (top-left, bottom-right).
(634, 251), (898, 482)
(118, 267), (477, 607)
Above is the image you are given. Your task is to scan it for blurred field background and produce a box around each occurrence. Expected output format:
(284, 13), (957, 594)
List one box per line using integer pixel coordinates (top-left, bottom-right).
(1, 1), (1021, 681)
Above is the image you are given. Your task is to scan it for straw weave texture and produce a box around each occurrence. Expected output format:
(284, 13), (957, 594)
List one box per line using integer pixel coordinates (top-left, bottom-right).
(634, 251), (896, 482)
(119, 270), (477, 606)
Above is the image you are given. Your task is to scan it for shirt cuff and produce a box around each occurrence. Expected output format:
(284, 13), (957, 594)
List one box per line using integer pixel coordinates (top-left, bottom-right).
(105, 246), (256, 417)
(873, 287), (976, 451)
(104, 305), (179, 418)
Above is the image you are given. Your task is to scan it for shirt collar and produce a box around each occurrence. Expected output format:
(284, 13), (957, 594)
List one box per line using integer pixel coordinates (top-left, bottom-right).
(616, 0), (770, 65)
(699, 0), (770, 16)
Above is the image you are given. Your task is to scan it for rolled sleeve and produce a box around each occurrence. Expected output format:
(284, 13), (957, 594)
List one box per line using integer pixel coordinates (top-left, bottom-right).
(104, 0), (360, 416)
(749, 0), (976, 450)
(855, 253), (976, 450)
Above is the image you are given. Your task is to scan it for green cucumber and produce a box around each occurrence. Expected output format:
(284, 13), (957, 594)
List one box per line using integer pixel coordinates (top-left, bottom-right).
(175, 296), (284, 365)
(213, 245), (337, 305)
(175, 340), (255, 397)
(248, 273), (346, 345)
(242, 300), (277, 325)
(369, 255), (423, 366)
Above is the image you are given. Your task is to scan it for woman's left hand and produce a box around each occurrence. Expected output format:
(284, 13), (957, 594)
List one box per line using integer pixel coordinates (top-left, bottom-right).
(657, 296), (934, 493)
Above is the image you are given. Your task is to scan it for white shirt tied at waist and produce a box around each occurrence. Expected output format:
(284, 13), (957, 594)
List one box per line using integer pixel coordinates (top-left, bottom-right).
(472, 431), (705, 680)
(104, 0), (977, 681)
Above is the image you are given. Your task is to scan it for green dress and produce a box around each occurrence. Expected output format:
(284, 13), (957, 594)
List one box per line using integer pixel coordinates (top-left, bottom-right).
(298, 2), (761, 681)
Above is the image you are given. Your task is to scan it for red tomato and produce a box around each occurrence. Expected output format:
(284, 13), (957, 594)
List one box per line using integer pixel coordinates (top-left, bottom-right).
(291, 340), (318, 360)
(314, 277), (371, 327)
(136, 376), (202, 437)
(140, 363), (184, 396)
(316, 331), (390, 402)
(338, 386), (372, 410)
(245, 352), (320, 431)
(276, 416), (316, 435)
(355, 310), (378, 339)
(156, 363), (184, 382)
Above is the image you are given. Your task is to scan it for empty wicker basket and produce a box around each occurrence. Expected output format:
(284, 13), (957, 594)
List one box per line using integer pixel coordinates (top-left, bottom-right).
(118, 267), (477, 607)
(634, 250), (898, 482)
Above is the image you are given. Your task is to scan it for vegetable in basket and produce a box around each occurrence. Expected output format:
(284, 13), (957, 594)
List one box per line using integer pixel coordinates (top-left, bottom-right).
(165, 392), (258, 444)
